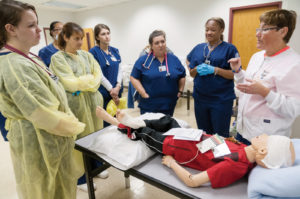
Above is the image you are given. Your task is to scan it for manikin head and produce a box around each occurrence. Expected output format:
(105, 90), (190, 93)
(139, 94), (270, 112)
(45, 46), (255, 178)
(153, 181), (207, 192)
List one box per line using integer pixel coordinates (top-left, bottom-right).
(251, 134), (295, 169)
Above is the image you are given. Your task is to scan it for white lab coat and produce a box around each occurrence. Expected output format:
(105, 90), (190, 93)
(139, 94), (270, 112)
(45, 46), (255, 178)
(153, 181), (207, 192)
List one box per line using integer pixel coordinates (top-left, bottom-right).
(234, 47), (300, 140)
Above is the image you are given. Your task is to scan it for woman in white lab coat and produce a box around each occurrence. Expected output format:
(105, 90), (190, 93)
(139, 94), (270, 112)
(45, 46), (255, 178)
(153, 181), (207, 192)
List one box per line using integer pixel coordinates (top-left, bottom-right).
(229, 9), (300, 144)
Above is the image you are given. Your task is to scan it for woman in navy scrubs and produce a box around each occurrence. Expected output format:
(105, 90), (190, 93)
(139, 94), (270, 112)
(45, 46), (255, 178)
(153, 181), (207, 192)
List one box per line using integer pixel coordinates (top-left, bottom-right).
(187, 17), (239, 137)
(130, 30), (186, 116)
(38, 21), (63, 66)
(89, 24), (123, 126)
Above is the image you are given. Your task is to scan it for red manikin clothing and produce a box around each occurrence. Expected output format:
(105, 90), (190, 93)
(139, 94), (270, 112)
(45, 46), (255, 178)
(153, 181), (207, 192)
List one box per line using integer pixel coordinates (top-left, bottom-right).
(162, 134), (254, 188)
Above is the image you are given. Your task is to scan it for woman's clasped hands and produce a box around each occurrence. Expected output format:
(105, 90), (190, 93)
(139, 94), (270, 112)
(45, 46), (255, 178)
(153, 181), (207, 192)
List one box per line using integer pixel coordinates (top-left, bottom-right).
(196, 63), (215, 76)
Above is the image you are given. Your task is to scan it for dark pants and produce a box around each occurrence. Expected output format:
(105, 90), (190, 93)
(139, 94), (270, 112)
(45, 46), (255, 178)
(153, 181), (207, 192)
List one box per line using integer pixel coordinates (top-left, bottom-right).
(102, 97), (111, 127)
(194, 100), (233, 137)
(120, 115), (180, 154)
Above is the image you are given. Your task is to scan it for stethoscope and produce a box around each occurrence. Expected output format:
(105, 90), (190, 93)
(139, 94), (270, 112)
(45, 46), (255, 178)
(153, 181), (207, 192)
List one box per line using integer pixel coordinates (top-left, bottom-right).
(142, 51), (170, 77)
(100, 46), (120, 66)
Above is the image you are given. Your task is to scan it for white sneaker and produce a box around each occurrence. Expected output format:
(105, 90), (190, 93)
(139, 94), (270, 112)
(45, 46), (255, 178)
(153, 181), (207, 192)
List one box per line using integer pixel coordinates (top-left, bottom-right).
(97, 170), (109, 179)
(77, 182), (97, 192)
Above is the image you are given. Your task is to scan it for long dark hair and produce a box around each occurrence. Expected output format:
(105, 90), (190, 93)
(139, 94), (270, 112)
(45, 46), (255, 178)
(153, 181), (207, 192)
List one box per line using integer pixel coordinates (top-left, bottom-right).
(0, 0), (37, 48)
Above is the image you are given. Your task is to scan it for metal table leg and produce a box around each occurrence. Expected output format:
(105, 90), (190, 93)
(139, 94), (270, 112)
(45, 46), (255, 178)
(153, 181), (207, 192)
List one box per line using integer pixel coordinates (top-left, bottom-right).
(124, 172), (131, 188)
(187, 90), (191, 110)
(83, 153), (96, 199)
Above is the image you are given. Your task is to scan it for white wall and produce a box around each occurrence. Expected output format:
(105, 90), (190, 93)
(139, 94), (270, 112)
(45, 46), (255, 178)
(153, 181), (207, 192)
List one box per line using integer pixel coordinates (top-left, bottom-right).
(285, 1), (300, 138)
(31, 1), (300, 135)
(31, 8), (75, 54)
(72, 0), (300, 64)
(285, 0), (300, 51)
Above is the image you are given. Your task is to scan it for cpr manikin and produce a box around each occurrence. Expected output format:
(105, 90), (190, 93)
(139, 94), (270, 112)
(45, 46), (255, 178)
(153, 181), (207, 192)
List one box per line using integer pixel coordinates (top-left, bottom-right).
(95, 106), (295, 188)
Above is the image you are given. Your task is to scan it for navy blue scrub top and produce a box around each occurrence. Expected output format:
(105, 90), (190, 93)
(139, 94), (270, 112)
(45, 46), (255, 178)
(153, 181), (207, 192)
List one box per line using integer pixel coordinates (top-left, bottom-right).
(187, 41), (238, 103)
(0, 112), (8, 141)
(0, 51), (11, 141)
(131, 53), (186, 111)
(38, 43), (59, 67)
(89, 46), (122, 99)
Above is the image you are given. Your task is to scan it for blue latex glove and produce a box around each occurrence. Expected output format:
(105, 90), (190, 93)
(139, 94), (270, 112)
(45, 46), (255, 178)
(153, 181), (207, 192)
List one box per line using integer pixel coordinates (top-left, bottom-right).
(196, 63), (215, 76)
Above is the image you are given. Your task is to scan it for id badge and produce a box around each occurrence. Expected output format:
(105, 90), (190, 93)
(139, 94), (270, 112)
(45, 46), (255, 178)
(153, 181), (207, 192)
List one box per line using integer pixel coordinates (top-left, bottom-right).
(212, 142), (231, 158)
(51, 75), (59, 83)
(111, 56), (117, 62)
(205, 59), (210, 65)
(159, 65), (166, 72)
(260, 70), (269, 80)
(197, 138), (217, 153)
(196, 134), (224, 153)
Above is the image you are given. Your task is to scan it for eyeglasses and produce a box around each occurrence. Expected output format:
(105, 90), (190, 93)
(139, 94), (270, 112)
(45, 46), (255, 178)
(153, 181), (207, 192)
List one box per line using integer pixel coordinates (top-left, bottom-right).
(52, 28), (62, 32)
(256, 27), (279, 33)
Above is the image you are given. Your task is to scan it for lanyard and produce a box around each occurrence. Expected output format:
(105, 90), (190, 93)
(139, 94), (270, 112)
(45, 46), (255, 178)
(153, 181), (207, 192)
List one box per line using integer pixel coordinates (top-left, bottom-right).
(4, 44), (58, 81)
(165, 53), (170, 76)
(203, 41), (222, 63)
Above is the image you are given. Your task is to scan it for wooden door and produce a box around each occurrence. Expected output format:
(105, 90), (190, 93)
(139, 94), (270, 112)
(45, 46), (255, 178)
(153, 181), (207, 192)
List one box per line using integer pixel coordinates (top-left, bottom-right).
(81, 28), (95, 51)
(229, 2), (281, 69)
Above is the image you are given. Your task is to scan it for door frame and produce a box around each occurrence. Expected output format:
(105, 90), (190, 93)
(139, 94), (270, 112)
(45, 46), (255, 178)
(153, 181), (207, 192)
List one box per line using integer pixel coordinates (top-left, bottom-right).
(228, 1), (282, 43)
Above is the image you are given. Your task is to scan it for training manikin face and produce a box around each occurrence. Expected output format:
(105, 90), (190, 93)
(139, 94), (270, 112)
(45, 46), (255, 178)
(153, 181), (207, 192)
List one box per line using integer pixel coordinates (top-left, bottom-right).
(251, 134), (295, 169)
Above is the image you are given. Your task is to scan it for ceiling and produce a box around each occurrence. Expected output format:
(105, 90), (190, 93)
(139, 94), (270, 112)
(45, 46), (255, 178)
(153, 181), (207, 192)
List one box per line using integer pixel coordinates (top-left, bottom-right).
(20, 0), (138, 12)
